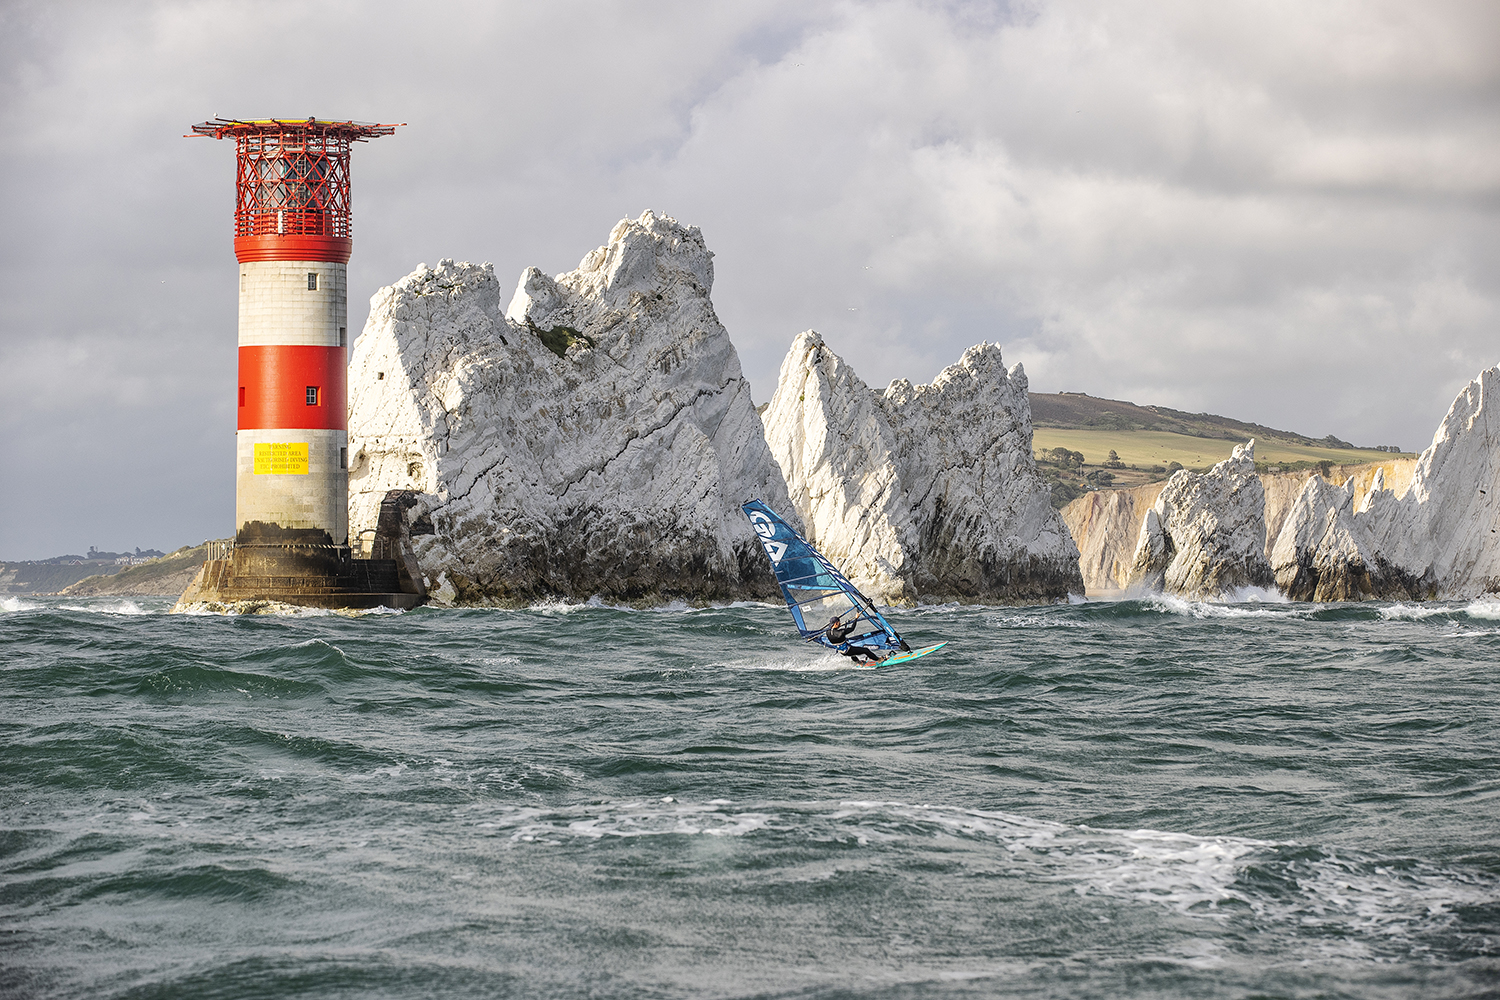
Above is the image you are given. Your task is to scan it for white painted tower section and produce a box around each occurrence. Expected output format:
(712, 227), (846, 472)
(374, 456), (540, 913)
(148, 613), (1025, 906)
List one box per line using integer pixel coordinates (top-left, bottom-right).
(235, 260), (350, 544)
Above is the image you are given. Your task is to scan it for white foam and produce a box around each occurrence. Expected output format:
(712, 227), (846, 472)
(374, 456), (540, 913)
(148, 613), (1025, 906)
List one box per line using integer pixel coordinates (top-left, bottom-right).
(727, 646), (874, 672)
(1461, 599), (1500, 620)
(1219, 585), (1289, 604)
(1142, 594), (1294, 620)
(1, 596), (39, 612)
(480, 801), (775, 843)
(174, 600), (398, 617)
(831, 802), (1263, 912)
(822, 802), (1499, 951)
(57, 599), (150, 615)
(527, 597), (595, 614)
(1377, 603), (1453, 621)
(1266, 848), (1497, 957)
(986, 613), (1089, 630)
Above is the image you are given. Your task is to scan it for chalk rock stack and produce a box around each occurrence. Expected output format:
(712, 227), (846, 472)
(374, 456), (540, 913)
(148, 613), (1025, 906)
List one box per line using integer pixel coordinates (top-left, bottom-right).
(1127, 440), (1275, 599)
(1271, 367), (1500, 600)
(1062, 483), (1167, 594)
(1269, 472), (1388, 600)
(346, 211), (796, 604)
(760, 331), (1082, 604)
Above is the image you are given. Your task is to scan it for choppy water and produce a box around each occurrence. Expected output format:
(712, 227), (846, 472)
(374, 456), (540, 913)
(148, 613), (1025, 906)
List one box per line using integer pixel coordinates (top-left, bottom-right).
(2, 593), (1498, 999)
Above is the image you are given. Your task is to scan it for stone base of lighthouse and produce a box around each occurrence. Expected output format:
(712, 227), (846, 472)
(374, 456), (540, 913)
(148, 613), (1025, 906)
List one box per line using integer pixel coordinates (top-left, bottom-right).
(175, 491), (429, 611)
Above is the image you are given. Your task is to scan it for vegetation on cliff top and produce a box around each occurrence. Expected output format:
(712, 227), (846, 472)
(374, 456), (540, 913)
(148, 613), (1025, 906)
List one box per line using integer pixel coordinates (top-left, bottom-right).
(1028, 392), (1414, 508)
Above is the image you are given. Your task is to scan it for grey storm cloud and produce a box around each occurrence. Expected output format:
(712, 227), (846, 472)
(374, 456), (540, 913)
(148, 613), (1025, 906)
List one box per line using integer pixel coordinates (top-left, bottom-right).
(1, 0), (1496, 558)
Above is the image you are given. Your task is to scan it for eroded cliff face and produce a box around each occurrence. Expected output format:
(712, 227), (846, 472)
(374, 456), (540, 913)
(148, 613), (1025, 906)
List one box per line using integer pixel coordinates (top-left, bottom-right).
(1127, 441), (1276, 599)
(761, 331), (1082, 604)
(1062, 483), (1168, 595)
(346, 211), (796, 604)
(1064, 458), (1418, 596)
(1269, 473), (1393, 601)
(1272, 367), (1500, 600)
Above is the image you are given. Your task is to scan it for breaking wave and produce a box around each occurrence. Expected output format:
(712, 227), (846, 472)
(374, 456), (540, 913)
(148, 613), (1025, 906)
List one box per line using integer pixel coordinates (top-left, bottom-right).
(474, 797), (1496, 958)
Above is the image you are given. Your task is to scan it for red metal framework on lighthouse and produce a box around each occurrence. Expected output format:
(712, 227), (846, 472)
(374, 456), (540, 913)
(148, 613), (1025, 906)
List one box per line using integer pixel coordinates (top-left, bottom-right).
(190, 118), (402, 262)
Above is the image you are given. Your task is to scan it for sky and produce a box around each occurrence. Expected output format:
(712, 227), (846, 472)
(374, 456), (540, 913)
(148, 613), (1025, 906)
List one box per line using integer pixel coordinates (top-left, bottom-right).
(1, 0), (1496, 559)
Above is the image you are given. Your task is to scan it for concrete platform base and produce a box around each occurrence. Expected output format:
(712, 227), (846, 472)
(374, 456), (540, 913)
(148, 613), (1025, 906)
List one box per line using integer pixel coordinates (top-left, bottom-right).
(175, 543), (425, 611)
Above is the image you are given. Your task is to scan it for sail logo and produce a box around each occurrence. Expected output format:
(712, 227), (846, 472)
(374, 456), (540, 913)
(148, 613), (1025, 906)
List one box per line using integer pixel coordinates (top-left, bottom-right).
(748, 510), (787, 564)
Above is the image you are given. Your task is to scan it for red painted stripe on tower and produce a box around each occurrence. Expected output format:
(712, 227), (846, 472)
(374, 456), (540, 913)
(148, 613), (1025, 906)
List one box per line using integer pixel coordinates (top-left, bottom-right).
(238, 346), (347, 430)
(234, 235), (352, 263)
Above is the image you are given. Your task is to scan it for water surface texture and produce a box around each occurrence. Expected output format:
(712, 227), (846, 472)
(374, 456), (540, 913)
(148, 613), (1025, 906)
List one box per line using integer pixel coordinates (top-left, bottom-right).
(3, 595), (1498, 998)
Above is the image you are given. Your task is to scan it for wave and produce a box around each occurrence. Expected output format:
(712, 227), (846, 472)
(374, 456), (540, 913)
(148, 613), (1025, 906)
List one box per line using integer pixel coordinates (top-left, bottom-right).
(2, 596), (40, 612)
(479, 800), (777, 843)
(736, 654), (869, 673)
(56, 599), (151, 616)
(1138, 594), (1298, 620)
(473, 797), (1496, 960)
(1378, 599), (1500, 622)
(173, 599), (401, 617)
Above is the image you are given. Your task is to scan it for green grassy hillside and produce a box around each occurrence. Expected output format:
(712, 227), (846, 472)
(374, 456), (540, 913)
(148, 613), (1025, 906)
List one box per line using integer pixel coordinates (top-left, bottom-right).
(1032, 427), (1402, 472)
(1, 561), (123, 595)
(1027, 392), (1416, 508)
(61, 543), (217, 597)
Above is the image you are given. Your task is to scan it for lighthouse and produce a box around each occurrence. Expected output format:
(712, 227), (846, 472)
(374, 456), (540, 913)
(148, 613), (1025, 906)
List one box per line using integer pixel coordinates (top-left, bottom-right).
(178, 117), (426, 610)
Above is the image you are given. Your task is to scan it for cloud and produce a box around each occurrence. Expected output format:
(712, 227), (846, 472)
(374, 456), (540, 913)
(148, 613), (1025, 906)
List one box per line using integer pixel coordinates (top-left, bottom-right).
(0, 0), (1495, 557)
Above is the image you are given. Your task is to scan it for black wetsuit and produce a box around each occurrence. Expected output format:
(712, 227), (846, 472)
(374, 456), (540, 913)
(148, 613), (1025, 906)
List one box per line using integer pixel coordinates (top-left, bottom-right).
(827, 622), (880, 663)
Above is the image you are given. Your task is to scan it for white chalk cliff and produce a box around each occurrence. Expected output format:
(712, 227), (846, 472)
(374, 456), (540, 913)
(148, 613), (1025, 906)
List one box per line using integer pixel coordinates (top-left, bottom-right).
(346, 211), (796, 604)
(1127, 440), (1275, 598)
(1269, 473), (1387, 600)
(1062, 482), (1168, 594)
(1272, 367), (1500, 600)
(1063, 459), (1416, 596)
(760, 331), (1082, 604)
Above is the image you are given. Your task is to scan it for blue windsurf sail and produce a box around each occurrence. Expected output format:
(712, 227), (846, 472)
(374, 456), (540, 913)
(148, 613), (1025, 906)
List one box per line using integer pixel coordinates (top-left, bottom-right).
(742, 499), (906, 653)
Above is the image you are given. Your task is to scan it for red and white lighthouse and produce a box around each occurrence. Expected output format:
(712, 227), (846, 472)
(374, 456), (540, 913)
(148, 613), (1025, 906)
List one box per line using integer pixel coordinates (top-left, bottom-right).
(192, 117), (397, 547)
(180, 118), (424, 609)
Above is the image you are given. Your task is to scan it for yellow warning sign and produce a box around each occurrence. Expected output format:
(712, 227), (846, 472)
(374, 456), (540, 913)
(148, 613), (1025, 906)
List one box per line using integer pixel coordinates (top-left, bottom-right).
(253, 442), (310, 475)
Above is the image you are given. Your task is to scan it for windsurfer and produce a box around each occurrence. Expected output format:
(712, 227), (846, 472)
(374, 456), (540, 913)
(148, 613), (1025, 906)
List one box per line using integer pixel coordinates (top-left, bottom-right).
(827, 616), (882, 664)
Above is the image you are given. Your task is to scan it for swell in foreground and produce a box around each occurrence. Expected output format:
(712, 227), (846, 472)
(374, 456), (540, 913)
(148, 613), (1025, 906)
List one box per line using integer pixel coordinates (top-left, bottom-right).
(2, 595), (1497, 999)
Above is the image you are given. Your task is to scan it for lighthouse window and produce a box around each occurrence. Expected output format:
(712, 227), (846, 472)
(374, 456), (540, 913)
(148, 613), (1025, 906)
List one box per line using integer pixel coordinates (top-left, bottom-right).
(239, 387), (245, 407)
(307, 272), (319, 291)
(306, 386), (320, 406)
(339, 327), (347, 347)
(340, 447), (348, 470)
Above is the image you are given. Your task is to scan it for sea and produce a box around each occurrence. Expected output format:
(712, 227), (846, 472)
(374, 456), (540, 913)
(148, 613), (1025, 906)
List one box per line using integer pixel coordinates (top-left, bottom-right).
(2, 592), (1497, 999)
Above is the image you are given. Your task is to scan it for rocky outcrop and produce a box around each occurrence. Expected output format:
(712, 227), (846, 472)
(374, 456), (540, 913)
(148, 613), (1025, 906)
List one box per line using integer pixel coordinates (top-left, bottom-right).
(1259, 473), (1306, 565)
(760, 331), (1082, 604)
(1269, 473), (1392, 600)
(1126, 441), (1276, 598)
(346, 211), (796, 605)
(1062, 483), (1168, 594)
(1272, 367), (1500, 600)
(1063, 458), (1417, 595)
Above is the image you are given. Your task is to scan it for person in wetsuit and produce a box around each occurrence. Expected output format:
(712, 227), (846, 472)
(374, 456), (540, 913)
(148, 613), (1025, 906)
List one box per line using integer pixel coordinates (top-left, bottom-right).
(827, 616), (882, 664)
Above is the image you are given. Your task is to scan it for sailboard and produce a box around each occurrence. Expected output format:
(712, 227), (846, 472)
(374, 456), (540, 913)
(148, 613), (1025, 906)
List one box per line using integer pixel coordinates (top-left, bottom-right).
(742, 499), (944, 665)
